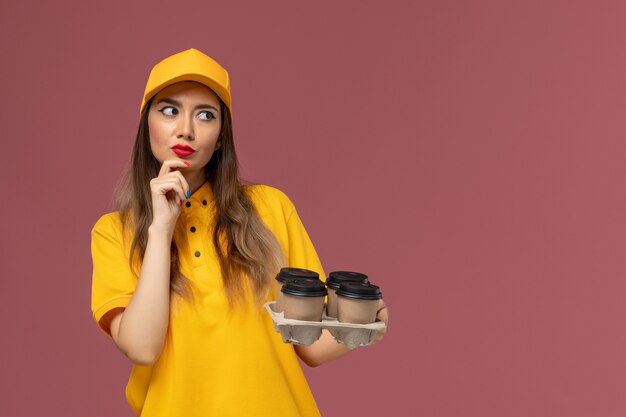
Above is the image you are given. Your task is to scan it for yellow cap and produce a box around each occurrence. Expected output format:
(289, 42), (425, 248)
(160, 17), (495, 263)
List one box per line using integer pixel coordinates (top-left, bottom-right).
(140, 48), (231, 116)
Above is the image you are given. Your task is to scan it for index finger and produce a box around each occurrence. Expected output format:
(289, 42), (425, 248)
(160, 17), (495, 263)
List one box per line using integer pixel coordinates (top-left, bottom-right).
(158, 159), (190, 177)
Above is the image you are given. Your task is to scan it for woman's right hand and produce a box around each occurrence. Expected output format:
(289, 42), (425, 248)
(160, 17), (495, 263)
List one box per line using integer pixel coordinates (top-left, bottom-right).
(150, 159), (190, 230)
(110, 159), (189, 365)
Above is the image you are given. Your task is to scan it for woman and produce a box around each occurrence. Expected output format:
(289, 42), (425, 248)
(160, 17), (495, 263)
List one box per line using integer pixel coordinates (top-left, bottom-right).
(91, 48), (388, 417)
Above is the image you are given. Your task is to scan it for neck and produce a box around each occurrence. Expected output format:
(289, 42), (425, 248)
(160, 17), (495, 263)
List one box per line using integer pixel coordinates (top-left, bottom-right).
(184, 169), (207, 194)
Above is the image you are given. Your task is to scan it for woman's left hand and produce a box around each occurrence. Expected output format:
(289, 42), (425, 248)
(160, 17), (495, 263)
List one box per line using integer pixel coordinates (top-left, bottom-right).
(373, 299), (389, 344)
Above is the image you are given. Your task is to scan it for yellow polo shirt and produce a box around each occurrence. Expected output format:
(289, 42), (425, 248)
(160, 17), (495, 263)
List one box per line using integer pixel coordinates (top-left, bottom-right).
(91, 183), (324, 417)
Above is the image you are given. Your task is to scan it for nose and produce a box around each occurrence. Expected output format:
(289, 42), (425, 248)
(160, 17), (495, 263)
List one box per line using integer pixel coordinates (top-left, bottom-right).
(177, 114), (194, 141)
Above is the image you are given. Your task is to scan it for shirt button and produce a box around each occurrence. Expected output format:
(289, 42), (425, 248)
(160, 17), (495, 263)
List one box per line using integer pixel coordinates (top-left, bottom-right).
(194, 251), (201, 257)
(202, 200), (207, 206)
(185, 201), (191, 208)
(190, 226), (196, 233)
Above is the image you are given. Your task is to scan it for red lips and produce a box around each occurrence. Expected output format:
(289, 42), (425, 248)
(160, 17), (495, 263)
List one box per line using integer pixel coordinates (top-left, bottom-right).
(171, 144), (195, 157)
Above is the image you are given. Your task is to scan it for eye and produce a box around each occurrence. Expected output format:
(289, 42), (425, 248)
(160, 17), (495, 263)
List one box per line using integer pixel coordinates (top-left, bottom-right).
(198, 111), (216, 121)
(158, 106), (177, 116)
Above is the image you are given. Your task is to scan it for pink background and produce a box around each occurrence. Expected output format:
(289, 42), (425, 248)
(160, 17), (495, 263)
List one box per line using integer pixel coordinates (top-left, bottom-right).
(2, 0), (626, 416)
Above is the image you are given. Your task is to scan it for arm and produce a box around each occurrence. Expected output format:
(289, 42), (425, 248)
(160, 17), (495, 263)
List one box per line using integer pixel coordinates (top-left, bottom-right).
(109, 224), (175, 365)
(294, 299), (389, 367)
(108, 160), (190, 366)
(274, 190), (389, 365)
(294, 330), (352, 367)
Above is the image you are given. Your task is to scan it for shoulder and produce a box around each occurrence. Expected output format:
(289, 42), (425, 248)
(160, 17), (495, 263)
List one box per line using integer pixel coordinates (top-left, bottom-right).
(91, 211), (125, 240)
(244, 184), (297, 220)
(91, 211), (135, 261)
(245, 184), (291, 202)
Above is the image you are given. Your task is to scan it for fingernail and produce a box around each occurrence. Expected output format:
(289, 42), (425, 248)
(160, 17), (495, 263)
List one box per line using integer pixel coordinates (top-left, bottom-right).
(183, 161), (190, 166)
(179, 199), (183, 206)
(186, 191), (191, 198)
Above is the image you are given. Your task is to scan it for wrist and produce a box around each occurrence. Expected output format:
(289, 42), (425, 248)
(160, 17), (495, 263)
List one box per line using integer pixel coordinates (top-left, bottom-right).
(148, 223), (175, 238)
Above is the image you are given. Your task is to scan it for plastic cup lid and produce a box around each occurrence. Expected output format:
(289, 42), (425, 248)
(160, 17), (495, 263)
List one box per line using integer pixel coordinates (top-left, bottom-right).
(326, 271), (369, 289)
(281, 279), (327, 297)
(275, 267), (320, 284)
(336, 282), (382, 300)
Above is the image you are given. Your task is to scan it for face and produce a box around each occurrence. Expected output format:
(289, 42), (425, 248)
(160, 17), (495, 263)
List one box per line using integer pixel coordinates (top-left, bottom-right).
(148, 81), (222, 174)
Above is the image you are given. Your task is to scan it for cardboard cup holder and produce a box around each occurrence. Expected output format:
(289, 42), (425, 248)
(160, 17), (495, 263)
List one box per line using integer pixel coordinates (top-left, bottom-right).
(264, 301), (387, 349)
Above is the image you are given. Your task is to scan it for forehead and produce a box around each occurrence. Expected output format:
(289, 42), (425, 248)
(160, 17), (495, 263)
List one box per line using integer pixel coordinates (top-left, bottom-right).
(153, 81), (220, 105)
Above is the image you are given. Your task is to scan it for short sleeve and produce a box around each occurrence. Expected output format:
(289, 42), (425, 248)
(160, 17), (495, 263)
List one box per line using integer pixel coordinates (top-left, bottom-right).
(281, 196), (326, 282)
(248, 185), (326, 281)
(91, 213), (137, 336)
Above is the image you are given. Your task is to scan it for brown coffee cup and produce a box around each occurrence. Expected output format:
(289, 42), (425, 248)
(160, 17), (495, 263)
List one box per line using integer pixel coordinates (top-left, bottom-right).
(274, 268), (320, 313)
(325, 271), (369, 318)
(337, 282), (382, 324)
(281, 279), (327, 321)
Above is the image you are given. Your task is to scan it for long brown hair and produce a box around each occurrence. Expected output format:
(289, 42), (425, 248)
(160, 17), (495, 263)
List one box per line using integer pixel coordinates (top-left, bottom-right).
(115, 94), (284, 306)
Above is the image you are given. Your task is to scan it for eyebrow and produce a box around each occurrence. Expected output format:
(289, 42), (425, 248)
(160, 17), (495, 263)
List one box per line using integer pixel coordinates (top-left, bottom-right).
(156, 98), (220, 113)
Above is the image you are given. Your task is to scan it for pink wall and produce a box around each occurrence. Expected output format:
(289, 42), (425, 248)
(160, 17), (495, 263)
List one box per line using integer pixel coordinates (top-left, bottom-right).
(3, 0), (626, 416)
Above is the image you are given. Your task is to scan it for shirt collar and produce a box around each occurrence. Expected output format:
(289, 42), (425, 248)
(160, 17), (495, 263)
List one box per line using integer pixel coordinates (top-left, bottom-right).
(187, 180), (214, 209)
